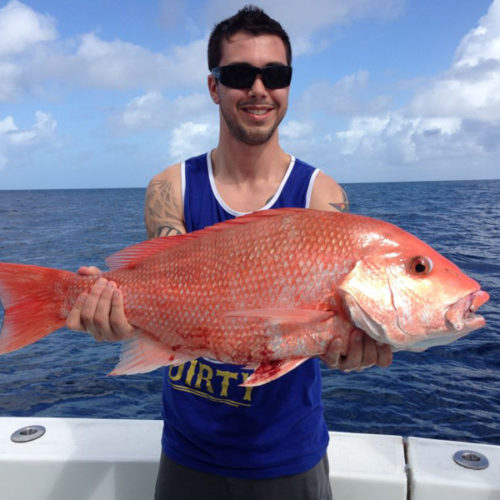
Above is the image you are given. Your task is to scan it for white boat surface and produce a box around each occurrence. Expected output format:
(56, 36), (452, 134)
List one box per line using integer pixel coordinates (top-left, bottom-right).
(0, 416), (498, 500)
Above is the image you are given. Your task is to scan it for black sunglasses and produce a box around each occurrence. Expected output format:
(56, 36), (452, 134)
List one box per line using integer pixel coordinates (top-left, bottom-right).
(211, 64), (292, 90)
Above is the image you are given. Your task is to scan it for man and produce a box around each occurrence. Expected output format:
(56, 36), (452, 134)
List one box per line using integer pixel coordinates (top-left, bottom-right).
(67, 7), (392, 500)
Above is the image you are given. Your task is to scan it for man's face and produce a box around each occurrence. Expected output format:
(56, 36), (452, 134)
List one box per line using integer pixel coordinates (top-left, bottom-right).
(209, 32), (290, 146)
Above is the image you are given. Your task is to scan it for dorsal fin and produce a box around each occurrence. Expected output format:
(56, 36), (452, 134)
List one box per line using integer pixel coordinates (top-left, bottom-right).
(106, 207), (310, 270)
(105, 235), (196, 270)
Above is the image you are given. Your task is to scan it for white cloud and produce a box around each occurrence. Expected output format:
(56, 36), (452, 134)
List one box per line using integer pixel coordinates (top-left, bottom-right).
(0, 111), (57, 171)
(0, 1), (57, 99)
(298, 71), (391, 116)
(169, 121), (217, 160)
(336, 114), (467, 164)
(0, 111), (56, 144)
(0, 61), (21, 100)
(454, 1), (500, 68)
(119, 92), (170, 129)
(0, 0), (57, 56)
(331, 109), (497, 178)
(281, 120), (314, 140)
(70, 34), (207, 91)
(113, 91), (214, 131)
(410, 0), (500, 121)
(0, 2), (208, 101)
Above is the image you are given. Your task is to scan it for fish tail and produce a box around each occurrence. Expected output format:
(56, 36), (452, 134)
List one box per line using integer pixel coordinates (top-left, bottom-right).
(0, 263), (72, 354)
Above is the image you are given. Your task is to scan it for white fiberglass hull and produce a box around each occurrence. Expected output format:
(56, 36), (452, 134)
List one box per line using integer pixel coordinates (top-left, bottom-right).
(0, 417), (498, 500)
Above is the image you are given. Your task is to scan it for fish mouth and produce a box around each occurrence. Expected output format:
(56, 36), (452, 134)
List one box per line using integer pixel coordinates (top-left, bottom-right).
(445, 290), (489, 333)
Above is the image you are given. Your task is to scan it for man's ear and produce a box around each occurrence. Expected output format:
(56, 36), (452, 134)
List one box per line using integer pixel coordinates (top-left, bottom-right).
(208, 75), (220, 104)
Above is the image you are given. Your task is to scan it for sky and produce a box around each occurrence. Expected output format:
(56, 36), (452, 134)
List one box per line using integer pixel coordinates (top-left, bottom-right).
(0, 0), (499, 189)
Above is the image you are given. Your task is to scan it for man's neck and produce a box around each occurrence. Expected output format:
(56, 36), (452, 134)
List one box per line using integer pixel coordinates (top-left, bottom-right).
(211, 135), (289, 184)
(209, 134), (291, 213)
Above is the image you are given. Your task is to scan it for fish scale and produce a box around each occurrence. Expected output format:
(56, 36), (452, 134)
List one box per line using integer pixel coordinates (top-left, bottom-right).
(0, 208), (489, 386)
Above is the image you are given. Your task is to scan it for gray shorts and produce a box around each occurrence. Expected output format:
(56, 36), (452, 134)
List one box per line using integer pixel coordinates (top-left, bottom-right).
(154, 452), (332, 500)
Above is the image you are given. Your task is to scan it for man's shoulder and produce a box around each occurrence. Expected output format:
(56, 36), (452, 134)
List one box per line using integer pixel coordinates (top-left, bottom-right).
(309, 170), (349, 212)
(149, 162), (182, 187)
(144, 162), (186, 238)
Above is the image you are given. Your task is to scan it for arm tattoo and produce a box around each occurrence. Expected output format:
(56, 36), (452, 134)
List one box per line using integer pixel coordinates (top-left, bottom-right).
(145, 178), (183, 237)
(329, 186), (350, 213)
(155, 225), (182, 237)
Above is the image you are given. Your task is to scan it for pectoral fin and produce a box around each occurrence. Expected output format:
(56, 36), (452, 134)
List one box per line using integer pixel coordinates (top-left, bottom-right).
(109, 333), (194, 375)
(223, 308), (334, 326)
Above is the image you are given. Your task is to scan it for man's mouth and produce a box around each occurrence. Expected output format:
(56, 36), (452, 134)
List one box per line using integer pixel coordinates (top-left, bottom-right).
(247, 109), (268, 115)
(240, 105), (274, 117)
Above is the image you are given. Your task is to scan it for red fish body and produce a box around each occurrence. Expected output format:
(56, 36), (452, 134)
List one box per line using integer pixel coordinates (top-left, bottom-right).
(0, 208), (489, 386)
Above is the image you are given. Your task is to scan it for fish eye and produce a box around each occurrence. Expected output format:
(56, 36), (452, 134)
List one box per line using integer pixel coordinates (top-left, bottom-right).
(409, 256), (433, 275)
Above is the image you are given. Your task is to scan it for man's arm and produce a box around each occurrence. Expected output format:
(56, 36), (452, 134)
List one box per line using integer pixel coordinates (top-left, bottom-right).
(145, 163), (186, 238)
(309, 171), (350, 213)
(309, 171), (393, 371)
(66, 164), (185, 341)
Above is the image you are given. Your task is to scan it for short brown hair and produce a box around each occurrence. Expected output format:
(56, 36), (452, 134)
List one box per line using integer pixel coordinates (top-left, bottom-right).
(207, 5), (292, 70)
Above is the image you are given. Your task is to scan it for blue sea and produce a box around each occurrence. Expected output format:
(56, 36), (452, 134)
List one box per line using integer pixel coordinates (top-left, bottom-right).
(0, 180), (499, 445)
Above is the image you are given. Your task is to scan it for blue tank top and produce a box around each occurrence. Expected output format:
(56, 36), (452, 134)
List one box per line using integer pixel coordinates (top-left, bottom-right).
(161, 152), (329, 479)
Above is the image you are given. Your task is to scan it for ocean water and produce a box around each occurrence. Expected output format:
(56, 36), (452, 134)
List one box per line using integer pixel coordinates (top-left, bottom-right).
(0, 180), (498, 445)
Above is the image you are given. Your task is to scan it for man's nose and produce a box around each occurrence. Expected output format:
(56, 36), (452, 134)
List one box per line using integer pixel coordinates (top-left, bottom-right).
(248, 74), (268, 96)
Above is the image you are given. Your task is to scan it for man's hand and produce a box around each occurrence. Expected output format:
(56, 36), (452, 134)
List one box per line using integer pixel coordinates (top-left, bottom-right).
(321, 328), (393, 372)
(66, 266), (139, 342)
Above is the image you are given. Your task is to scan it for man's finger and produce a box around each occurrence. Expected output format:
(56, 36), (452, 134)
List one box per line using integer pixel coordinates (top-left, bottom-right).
(339, 330), (363, 372)
(92, 281), (116, 338)
(361, 336), (378, 369)
(80, 278), (108, 339)
(77, 266), (102, 276)
(109, 288), (137, 340)
(376, 343), (393, 368)
(320, 338), (344, 368)
(66, 293), (88, 331)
